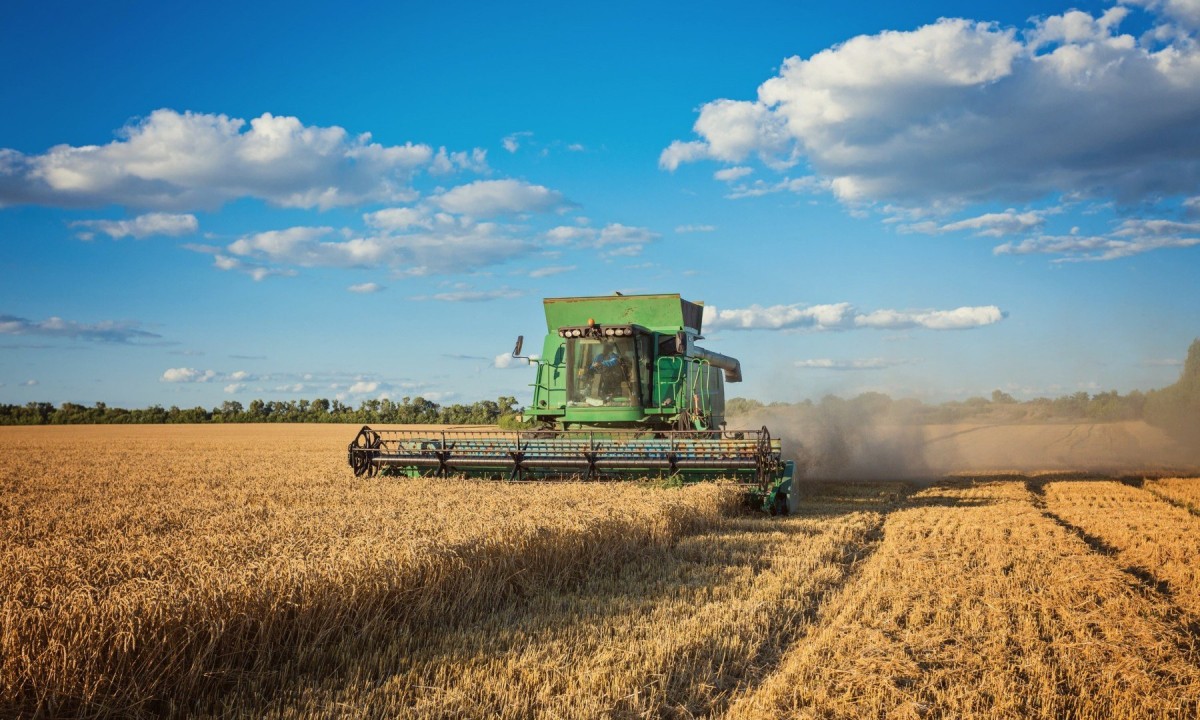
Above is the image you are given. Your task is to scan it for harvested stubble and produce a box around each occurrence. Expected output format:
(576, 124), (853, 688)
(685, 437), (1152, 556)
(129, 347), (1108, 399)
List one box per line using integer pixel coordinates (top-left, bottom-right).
(206, 506), (887, 718)
(727, 480), (1200, 719)
(1147, 476), (1200, 515)
(1043, 479), (1200, 619)
(0, 425), (737, 718)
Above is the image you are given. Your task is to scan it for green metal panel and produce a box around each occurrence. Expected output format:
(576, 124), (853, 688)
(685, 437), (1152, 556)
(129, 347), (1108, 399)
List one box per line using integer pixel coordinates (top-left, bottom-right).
(543, 294), (704, 334)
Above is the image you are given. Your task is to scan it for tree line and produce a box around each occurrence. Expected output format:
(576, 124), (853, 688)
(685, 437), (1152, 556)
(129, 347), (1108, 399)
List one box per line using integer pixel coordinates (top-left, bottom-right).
(0, 396), (525, 427)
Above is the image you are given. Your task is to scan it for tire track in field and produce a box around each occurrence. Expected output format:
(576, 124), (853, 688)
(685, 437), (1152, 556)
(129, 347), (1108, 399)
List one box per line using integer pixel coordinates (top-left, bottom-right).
(1027, 479), (1200, 648)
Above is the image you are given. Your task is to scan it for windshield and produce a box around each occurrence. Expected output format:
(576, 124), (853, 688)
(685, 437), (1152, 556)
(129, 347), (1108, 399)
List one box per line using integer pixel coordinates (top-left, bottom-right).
(567, 337), (639, 407)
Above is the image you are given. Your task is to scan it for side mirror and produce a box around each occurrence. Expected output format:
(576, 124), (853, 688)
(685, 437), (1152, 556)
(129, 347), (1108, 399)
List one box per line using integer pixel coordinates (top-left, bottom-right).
(512, 335), (524, 357)
(675, 331), (687, 355)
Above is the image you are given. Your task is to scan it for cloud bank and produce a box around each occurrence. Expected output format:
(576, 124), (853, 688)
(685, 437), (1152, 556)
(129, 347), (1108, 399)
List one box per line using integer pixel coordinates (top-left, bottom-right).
(0, 313), (162, 343)
(0, 109), (484, 210)
(663, 6), (1200, 208)
(703, 303), (1004, 331)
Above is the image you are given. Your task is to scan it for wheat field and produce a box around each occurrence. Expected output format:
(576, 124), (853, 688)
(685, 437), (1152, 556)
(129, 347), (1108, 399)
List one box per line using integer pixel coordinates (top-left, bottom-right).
(3, 425), (1200, 718)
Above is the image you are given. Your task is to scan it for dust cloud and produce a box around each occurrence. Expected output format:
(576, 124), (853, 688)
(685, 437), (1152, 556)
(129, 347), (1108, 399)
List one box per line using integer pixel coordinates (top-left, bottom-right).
(729, 399), (1200, 481)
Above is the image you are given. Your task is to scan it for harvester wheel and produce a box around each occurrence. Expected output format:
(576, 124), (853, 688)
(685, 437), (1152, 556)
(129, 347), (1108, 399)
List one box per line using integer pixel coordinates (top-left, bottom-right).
(350, 427), (382, 478)
(771, 493), (789, 517)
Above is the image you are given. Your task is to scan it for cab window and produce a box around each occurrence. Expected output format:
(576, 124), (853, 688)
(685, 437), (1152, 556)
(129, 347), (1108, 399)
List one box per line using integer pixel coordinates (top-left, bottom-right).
(566, 337), (639, 407)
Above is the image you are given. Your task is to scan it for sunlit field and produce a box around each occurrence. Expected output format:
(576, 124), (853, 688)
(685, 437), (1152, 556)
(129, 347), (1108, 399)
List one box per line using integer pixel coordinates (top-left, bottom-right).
(3, 425), (1199, 718)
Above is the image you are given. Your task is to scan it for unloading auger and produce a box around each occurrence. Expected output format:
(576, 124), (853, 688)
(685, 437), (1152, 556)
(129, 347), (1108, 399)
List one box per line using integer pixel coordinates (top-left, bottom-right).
(348, 293), (795, 513)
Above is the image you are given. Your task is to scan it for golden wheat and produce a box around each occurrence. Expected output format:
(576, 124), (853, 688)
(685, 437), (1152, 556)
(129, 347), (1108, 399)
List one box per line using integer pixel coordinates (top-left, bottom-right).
(1147, 476), (1200, 515)
(5, 426), (1200, 719)
(1043, 479), (1200, 619)
(0, 425), (735, 717)
(726, 480), (1200, 719)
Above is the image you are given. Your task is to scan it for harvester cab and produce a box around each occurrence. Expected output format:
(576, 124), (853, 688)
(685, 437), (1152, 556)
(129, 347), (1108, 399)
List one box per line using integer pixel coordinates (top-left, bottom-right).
(348, 293), (794, 514)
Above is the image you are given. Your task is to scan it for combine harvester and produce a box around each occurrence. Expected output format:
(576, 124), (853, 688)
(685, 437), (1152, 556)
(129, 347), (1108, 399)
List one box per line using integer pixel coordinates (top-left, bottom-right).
(348, 294), (794, 513)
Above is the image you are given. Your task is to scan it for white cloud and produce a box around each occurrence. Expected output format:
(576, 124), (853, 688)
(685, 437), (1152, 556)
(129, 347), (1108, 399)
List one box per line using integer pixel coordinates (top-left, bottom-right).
(206, 215), (531, 276)
(494, 353), (538, 369)
(348, 282), (384, 293)
(363, 207), (431, 231)
(228, 370), (252, 381)
(432, 179), (568, 216)
(542, 222), (659, 257)
(348, 381), (379, 394)
(725, 176), (828, 199)
(663, 9), (1200, 207)
(853, 306), (1005, 330)
(502, 131), (533, 153)
(528, 264), (576, 278)
(704, 302), (1004, 331)
(1125, 0), (1200, 29)
(411, 287), (524, 302)
(0, 109), (467, 210)
(902, 208), (1048, 237)
(161, 367), (216, 383)
(0, 313), (161, 343)
(704, 302), (855, 331)
(429, 147), (488, 175)
(993, 218), (1200, 260)
(70, 212), (198, 239)
(795, 358), (911, 370)
(21, 379), (38, 386)
(714, 166), (753, 182)
(675, 224), (716, 233)
(224, 383), (245, 394)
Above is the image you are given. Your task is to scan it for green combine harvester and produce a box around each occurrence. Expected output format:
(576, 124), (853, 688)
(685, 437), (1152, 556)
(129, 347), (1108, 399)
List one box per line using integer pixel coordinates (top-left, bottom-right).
(348, 293), (794, 513)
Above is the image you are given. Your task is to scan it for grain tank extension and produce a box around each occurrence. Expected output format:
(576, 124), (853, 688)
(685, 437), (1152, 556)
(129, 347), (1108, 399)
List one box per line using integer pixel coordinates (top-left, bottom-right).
(348, 294), (794, 513)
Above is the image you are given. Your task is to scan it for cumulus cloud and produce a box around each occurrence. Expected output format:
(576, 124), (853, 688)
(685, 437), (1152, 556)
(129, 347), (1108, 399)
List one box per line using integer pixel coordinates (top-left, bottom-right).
(662, 8), (1200, 207)
(202, 215), (530, 276)
(675, 224), (716, 233)
(363, 207), (431, 232)
(544, 222), (660, 257)
(901, 208), (1050, 237)
(161, 367), (216, 383)
(411, 287), (524, 302)
(703, 302), (1004, 331)
(0, 313), (161, 343)
(0, 109), (468, 210)
(70, 212), (198, 240)
(795, 357), (911, 370)
(432, 179), (568, 216)
(993, 218), (1200, 260)
(853, 306), (1005, 330)
(527, 264), (576, 278)
(224, 383), (245, 394)
(348, 282), (384, 293)
(502, 131), (533, 153)
(347, 380), (379, 394)
(494, 352), (538, 369)
(725, 176), (829, 200)
(714, 166), (753, 182)
(704, 302), (855, 331)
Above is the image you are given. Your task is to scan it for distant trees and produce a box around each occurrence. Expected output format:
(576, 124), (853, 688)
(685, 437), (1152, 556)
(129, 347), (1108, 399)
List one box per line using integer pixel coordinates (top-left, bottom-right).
(0, 396), (524, 426)
(1145, 339), (1200, 442)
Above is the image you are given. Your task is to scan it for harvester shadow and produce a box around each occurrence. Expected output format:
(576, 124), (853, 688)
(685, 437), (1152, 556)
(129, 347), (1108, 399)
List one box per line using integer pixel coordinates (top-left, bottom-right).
(245, 483), (1003, 717)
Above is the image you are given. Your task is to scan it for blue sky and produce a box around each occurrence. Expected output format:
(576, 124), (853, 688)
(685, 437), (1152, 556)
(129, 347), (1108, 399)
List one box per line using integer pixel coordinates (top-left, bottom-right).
(1, 0), (1198, 408)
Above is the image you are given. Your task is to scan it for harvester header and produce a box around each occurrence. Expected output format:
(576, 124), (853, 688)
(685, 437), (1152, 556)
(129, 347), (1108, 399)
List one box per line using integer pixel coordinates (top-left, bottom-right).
(348, 293), (794, 513)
